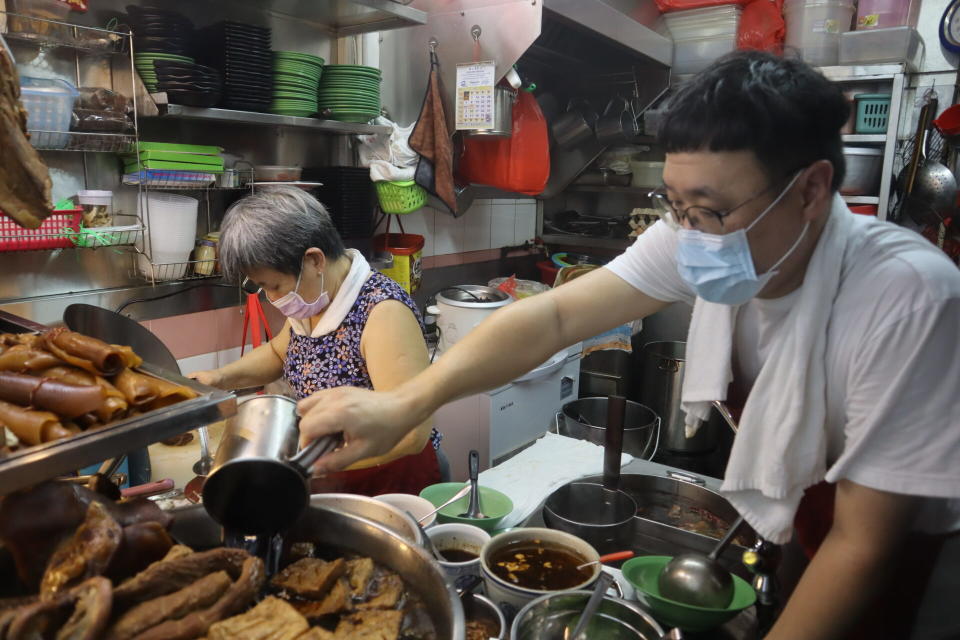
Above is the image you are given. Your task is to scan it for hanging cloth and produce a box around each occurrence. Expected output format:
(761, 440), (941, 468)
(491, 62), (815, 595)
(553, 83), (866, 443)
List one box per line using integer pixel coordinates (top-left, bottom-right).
(409, 49), (457, 215)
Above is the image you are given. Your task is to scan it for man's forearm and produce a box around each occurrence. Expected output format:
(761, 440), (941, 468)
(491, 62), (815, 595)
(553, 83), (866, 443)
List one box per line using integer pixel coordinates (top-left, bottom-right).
(765, 529), (893, 640)
(400, 293), (567, 423)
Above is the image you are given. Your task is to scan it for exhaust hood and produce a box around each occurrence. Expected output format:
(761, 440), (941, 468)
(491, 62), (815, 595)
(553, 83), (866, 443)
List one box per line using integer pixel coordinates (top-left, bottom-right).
(378, 0), (673, 207)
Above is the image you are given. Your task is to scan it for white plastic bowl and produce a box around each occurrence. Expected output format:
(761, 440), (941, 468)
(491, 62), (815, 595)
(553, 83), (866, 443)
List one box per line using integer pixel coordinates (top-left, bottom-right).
(374, 493), (437, 527)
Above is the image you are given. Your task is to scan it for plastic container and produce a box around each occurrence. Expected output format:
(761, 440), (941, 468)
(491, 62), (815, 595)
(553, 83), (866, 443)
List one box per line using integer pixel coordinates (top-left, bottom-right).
(0, 207), (81, 251)
(137, 192), (199, 257)
(536, 260), (560, 286)
(375, 180), (427, 214)
(840, 146), (883, 195)
(7, 0), (73, 43)
(19, 76), (79, 149)
(849, 204), (878, 215)
(630, 160), (666, 188)
(838, 26), (924, 71)
(663, 5), (741, 74)
(663, 5), (742, 39)
(855, 0), (919, 30)
(853, 94), (890, 134)
(77, 189), (113, 227)
(783, 0), (855, 66)
(373, 233), (424, 293)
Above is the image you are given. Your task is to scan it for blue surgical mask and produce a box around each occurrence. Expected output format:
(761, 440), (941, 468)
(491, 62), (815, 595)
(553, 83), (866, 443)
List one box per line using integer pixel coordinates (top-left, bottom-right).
(676, 172), (807, 305)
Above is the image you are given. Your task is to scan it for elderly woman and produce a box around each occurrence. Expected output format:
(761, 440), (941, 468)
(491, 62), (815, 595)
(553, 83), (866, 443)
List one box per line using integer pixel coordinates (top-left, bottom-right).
(190, 186), (440, 496)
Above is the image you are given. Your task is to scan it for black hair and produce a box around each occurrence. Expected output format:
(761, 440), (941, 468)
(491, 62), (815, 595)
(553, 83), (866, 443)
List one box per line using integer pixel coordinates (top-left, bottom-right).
(659, 50), (849, 190)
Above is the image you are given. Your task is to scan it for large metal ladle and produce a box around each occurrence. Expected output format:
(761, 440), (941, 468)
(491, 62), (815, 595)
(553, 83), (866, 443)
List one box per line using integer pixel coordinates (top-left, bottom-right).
(657, 515), (747, 608)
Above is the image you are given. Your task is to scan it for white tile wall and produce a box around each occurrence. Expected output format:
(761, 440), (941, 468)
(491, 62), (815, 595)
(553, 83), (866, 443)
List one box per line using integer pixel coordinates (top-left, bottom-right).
(176, 346), (250, 375)
(373, 198), (538, 256)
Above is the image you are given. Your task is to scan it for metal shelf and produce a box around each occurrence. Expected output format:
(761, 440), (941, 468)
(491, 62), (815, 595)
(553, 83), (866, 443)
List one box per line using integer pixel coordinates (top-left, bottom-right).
(818, 63), (905, 82)
(541, 233), (632, 251)
(566, 184), (655, 194)
(842, 134), (886, 144)
(154, 104), (391, 135)
(1, 12), (128, 54)
(843, 195), (880, 204)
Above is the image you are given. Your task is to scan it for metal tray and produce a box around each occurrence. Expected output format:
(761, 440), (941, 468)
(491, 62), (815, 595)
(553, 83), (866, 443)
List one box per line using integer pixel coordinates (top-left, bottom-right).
(0, 363), (236, 495)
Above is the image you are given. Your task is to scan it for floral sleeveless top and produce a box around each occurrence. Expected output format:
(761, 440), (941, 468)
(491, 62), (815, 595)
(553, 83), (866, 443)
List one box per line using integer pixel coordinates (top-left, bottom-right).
(283, 271), (441, 449)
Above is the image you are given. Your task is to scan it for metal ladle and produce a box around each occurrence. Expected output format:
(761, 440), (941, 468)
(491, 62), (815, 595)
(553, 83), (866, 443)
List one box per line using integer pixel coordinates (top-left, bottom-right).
(459, 449), (488, 519)
(657, 515), (747, 608)
(192, 425), (214, 476)
(569, 572), (615, 640)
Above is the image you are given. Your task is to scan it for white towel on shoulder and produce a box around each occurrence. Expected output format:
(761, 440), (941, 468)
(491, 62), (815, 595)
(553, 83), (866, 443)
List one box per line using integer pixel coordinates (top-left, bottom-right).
(681, 195), (854, 544)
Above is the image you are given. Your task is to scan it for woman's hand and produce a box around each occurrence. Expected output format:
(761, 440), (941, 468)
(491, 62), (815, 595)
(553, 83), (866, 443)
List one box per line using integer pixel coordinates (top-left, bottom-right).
(187, 369), (224, 389)
(297, 386), (417, 473)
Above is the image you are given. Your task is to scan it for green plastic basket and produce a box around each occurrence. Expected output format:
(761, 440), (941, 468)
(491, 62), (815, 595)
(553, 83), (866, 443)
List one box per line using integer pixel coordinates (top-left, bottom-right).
(854, 94), (890, 134)
(375, 180), (427, 214)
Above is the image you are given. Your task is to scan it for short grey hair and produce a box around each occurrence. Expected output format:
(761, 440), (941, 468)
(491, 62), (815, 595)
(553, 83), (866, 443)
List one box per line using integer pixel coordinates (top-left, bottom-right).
(219, 185), (346, 281)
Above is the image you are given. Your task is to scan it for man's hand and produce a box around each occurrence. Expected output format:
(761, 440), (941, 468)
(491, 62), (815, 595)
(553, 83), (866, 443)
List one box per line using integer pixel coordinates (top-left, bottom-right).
(297, 386), (415, 473)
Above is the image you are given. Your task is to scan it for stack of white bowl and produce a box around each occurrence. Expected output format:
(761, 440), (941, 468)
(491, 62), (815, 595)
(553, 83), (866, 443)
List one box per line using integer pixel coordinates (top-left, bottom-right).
(137, 192), (199, 280)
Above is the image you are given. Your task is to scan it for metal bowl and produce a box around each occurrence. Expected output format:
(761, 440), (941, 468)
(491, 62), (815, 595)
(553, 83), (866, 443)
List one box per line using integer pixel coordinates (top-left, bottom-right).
(168, 499), (464, 639)
(511, 590), (665, 640)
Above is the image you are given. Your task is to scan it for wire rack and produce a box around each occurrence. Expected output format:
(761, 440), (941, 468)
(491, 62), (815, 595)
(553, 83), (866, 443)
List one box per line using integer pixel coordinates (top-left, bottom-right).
(131, 254), (219, 284)
(1, 11), (128, 54)
(71, 214), (142, 248)
(122, 169), (255, 190)
(28, 130), (136, 153)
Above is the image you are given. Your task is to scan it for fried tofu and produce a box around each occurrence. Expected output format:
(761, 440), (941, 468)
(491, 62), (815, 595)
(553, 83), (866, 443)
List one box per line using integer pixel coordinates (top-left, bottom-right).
(297, 628), (336, 640)
(356, 573), (403, 610)
(270, 558), (347, 599)
(345, 557), (375, 598)
(292, 579), (352, 618)
(333, 610), (402, 640)
(206, 596), (309, 640)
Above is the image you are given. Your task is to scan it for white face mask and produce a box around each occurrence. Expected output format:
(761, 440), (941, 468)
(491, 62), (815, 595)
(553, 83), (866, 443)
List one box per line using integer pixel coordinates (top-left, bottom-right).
(675, 171), (808, 305)
(267, 261), (330, 319)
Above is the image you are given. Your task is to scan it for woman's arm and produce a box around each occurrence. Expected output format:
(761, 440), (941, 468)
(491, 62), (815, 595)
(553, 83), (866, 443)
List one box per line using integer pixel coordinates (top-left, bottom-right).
(765, 480), (919, 640)
(340, 299), (433, 469)
(188, 319), (292, 389)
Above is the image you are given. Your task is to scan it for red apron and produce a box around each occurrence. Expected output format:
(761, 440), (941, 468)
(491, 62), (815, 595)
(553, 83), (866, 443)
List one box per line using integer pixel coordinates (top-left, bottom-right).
(309, 441), (440, 497)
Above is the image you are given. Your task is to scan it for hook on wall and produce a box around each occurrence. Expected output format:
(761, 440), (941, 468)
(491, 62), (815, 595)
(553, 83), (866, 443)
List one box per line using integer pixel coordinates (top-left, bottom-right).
(471, 25), (482, 41)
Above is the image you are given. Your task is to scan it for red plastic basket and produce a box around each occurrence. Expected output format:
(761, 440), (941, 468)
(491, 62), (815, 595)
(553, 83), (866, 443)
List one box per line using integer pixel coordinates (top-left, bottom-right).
(0, 208), (82, 252)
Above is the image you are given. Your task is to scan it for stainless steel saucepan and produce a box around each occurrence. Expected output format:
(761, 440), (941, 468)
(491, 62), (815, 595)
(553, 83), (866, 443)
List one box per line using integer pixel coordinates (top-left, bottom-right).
(201, 394), (341, 534)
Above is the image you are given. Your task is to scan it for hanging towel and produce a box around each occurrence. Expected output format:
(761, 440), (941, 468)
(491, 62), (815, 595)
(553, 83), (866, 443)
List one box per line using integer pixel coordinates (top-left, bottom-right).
(682, 195), (850, 544)
(409, 50), (457, 215)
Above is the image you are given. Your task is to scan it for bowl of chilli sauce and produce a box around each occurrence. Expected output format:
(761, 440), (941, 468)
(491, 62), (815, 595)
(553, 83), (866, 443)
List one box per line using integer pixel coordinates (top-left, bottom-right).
(480, 527), (601, 614)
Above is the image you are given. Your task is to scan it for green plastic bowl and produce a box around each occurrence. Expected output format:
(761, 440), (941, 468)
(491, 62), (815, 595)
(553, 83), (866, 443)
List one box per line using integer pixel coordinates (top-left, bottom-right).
(621, 556), (756, 632)
(419, 482), (513, 533)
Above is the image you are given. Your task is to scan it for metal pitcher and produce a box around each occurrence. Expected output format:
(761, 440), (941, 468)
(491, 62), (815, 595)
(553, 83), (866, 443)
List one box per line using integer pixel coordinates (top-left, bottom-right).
(551, 99), (598, 150)
(201, 394), (341, 534)
(639, 341), (716, 454)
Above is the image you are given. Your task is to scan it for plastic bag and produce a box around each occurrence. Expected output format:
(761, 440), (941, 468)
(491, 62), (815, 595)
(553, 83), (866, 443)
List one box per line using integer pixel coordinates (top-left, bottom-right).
(457, 89), (549, 196)
(655, 0), (746, 13)
(737, 0), (785, 55)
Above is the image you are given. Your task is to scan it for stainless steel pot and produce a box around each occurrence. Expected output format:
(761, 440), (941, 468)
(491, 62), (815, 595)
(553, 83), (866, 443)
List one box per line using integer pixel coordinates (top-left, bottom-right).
(595, 96), (638, 145)
(556, 397), (659, 459)
(168, 498), (465, 639)
(551, 99), (598, 150)
(201, 395), (341, 534)
(511, 590), (665, 640)
(543, 396), (638, 554)
(639, 342), (716, 453)
(468, 85), (516, 137)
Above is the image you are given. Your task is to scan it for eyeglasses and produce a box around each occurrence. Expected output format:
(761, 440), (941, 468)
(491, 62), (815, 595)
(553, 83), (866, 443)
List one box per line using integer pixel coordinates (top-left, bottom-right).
(648, 180), (783, 234)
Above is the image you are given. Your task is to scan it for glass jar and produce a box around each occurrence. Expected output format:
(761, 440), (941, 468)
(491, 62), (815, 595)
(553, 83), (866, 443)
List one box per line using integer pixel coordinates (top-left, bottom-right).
(194, 239), (216, 276)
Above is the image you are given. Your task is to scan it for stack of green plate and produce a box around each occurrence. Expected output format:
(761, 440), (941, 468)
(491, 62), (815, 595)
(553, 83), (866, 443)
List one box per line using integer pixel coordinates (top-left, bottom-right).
(317, 64), (381, 123)
(134, 52), (194, 93)
(271, 51), (324, 117)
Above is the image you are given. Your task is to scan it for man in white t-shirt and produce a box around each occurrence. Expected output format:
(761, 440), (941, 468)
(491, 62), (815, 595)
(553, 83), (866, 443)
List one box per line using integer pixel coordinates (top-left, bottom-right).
(297, 52), (960, 638)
